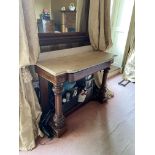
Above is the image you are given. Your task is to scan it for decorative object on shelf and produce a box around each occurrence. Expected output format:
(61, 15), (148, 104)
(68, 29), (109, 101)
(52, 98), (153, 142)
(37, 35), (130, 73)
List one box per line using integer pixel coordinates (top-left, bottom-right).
(68, 3), (76, 11)
(40, 8), (50, 20)
(85, 79), (93, 88)
(37, 8), (55, 33)
(66, 92), (71, 102)
(62, 98), (67, 103)
(63, 81), (76, 92)
(78, 88), (88, 103)
(61, 6), (66, 11)
(85, 74), (92, 80)
(72, 87), (78, 97)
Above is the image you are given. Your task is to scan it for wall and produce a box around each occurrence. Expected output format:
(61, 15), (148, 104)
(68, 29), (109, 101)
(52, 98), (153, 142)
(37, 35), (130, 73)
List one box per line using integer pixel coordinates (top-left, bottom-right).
(34, 0), (51, 20)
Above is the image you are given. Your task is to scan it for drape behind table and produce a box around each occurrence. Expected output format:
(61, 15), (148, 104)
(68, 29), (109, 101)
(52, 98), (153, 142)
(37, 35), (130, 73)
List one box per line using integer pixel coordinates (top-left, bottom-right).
(88, 0), (112, 51)
(123, 4), (135, 82)
(76, 0), (90, 32)
(19, 0), (43, 151)
(88, 0), (113, 99)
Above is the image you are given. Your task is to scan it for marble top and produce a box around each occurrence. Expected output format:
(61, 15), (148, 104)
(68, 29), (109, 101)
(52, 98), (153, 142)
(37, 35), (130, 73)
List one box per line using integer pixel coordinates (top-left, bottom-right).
(36, 46), (114, 76)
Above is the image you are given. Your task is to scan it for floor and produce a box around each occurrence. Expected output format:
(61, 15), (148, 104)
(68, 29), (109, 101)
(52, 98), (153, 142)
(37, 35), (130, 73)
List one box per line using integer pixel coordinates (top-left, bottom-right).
(20, 74), (135, 155)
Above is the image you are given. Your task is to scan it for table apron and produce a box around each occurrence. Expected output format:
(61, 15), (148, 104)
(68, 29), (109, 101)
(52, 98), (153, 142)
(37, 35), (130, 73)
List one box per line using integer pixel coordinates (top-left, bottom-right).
(35, 59), (113, 84)
(67, 60), (113, 82)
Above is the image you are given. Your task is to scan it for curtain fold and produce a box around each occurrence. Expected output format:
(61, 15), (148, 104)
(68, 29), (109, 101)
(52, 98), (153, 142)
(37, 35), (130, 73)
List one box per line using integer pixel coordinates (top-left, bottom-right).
(88, 0), (112, 51)
(19, 0), (40, 67)
(19, 67), (43, 151)
(19, 0), (43, 151)
(123, 6), (135, 82)
(123, 4), (135, 82)
(88, 0), (113, 98)
(76, 0), (90, 32)
(123, 48), (135, 82)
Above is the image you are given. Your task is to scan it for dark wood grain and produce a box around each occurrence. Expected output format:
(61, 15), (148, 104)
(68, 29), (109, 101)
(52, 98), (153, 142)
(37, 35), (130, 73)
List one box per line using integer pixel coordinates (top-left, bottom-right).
(38, 32), (90, 52)
(36, 57), (113, 137)
(52, 83), (66, 137)
(36, 59), (113, 84)
(35, 66), (67, 84)
(39, 76), (49, 112)
(68, 61), (113, 82)
(98, 68), (110, 103)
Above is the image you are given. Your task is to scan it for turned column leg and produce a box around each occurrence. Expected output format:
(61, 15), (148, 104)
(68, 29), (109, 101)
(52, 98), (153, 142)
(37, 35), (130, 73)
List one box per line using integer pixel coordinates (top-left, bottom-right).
(52, 83), (66, 137)
(98, 67), (110, 103)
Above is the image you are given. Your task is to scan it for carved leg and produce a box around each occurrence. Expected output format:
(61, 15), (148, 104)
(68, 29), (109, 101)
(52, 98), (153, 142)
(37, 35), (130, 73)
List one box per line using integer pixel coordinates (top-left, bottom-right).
(52, 83), (66, 137)
(98, 68), (110, 103)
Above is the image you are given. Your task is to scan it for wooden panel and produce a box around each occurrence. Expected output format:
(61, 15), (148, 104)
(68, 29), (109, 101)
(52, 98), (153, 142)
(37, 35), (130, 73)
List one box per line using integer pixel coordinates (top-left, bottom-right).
(35, 66), (67, 84)
(68, 61), (113, 82)
(38, 32), (90, 52)
(40, 36), (89, 46)
(40, 42), (90, 52)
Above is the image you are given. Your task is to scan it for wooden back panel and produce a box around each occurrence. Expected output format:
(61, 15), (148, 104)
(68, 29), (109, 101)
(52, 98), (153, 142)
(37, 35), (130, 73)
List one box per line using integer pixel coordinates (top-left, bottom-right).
(38, 32), (90, 52)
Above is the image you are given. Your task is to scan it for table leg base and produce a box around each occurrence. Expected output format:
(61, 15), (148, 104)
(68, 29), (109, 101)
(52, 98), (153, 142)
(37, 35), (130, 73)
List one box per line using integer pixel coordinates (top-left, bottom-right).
(52, 126), (66, 137)
(98, 97), (108, 104)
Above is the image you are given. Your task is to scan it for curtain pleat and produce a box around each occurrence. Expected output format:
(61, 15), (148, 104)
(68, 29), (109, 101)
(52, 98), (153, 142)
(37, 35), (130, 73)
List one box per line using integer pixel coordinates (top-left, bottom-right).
(19, 68), (43, 151)
(19, 0), (40, 67)
(76, 0), (90, 32)
(88, 0), (111, 89)
(19, 0), (43, 151)
(123, 4), (135, 82)
(88, 0), (112, 51)
(123, 48), (135, 82)
(88, 0), (113, 98)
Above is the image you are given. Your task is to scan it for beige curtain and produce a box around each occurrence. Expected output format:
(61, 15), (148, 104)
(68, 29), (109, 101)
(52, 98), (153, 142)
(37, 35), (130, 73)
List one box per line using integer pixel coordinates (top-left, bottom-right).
(88, 0), (113, 98)
(122, 4), (135, 82)
(88, 0), (112, 51)
(123, 48), (135, 82)
(76, 0), (90, 32)
(19, 0), (43, 151)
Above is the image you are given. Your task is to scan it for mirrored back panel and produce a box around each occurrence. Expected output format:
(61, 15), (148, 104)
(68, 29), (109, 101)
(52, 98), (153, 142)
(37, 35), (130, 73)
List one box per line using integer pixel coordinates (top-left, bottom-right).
(35, 0), (89, 33)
